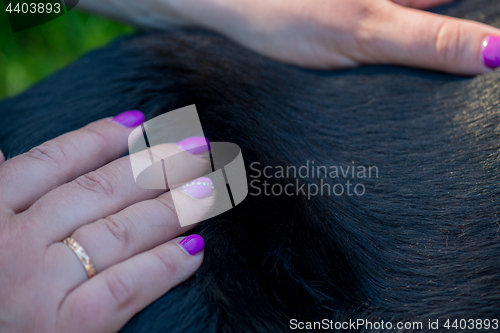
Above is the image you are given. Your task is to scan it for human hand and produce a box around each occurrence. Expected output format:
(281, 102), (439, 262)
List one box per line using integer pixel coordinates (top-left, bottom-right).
(173, 0), (500, 75)
(0, 111), (213, 332)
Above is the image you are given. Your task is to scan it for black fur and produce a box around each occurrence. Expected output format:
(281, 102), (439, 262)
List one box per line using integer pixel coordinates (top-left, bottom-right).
(1, 1), (500, 332)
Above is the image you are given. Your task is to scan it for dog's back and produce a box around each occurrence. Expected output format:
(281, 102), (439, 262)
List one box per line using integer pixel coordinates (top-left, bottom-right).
(1, 1), (500, 332)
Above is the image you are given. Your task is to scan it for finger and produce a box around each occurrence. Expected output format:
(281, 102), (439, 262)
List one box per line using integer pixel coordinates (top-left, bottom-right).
(391, 0), (454, 9)
(0, 111), (145, 213)
(355, 2), (500, 75)
(19, 140), (211, 241)
(57, 235), (205, 333)
(47, 177), (214, 288)
(0, 149), (4, 165)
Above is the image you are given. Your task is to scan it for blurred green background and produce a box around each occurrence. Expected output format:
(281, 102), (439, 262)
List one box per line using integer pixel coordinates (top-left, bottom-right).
(0, 9), (134, 99)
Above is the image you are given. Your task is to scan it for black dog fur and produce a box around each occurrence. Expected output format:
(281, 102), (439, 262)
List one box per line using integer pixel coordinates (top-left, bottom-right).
(1, 1), (500, 332)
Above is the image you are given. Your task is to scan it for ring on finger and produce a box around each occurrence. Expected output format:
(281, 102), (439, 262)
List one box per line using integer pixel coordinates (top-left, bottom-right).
(62, 237), (97, 278)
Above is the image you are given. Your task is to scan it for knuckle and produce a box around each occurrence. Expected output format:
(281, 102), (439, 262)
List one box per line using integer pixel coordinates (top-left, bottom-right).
(150, 144), (175, 161)
(354, 0), (379, 20)
(347, 1), (388, 63)
(353, 0), (383, 26)
(6, 215), (37, 238)
(100, 215), (134, 246)
(81, 126), (108, 148)
(152, 248), (180, 277)
(74, 170), (116, 197)
(155, 195), (177, 217)
(24, 140), (69, 170)
(324, 0), (378, 32)
(105, 271), (135, 305)
(434, 21), (464, 65)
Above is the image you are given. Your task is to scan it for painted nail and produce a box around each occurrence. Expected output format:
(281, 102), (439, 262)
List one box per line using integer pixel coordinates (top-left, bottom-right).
(181, 177), (214, 199)
(176, 136), (210, 154)
(178, 234), (205, 256)
(483, 36), (500, 69)
(112, 110), (145, 128)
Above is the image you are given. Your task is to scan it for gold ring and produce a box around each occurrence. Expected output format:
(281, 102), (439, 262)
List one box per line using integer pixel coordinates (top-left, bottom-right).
(63, 237), (97, 278)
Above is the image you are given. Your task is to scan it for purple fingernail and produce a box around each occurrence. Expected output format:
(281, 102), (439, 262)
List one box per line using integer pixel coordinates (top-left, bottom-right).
(176, 136), (210, 155)
(181, 177), (214, 199)
(483, 36), (500, 69)
(112, 110), (145, 128)
(178, 234), (205, 256)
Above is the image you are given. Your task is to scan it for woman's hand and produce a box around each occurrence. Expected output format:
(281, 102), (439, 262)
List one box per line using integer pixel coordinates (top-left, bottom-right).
(172, 0), (500, 75)
(78, 0), (500, 75)
(0, 111), (213, 332)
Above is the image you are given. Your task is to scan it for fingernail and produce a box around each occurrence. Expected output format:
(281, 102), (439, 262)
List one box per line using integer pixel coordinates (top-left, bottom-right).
(482, 36), (500, 69)
(181, 177), (214, 199)
(112, 110), (145, 128)
(178, 234), (205, 256)
(176, 136), (210, 154)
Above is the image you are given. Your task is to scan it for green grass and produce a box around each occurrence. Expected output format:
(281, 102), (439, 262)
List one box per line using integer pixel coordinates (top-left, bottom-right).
(0, 9), (134, 99)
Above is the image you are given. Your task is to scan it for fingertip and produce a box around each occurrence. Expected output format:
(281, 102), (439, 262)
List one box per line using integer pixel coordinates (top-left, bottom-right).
(0, 149), (5, 165)
(176, 234), (205, 256)
(172, 178), (216, 227)
(166, 236), (205, 282)
(176, 136), (210, 155)
(481, 35), (500, 72)
(111, 110), (146, 128)
(180, 177), (214, 200)
(376, 5), (500, 76)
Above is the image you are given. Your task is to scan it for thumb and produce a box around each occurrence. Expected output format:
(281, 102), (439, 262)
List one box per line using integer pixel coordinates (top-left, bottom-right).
(361, 2), (500, 75)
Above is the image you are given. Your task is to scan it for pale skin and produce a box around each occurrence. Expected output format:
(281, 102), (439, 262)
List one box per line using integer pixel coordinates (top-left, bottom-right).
(0, 118), (214, 332)
(2, 0), (500, 331)
(78, 0), (500, 74)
